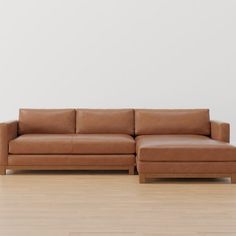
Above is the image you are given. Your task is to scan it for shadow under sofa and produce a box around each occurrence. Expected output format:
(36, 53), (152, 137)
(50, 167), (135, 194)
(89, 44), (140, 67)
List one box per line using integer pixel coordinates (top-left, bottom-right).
(0, 108), (236, 184)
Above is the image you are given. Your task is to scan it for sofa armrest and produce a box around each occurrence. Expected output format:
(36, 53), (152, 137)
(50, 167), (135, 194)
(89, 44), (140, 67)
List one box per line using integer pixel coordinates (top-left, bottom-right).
(211, 120), (230, 143)
(0, 121), (18, 166)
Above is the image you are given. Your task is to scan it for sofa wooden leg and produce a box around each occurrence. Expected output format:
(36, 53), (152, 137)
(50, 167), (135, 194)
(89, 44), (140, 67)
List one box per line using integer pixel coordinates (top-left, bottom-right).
(231, 175), (236, 184)
(0, 167), (6, 175)
(128, 166), (135, 175)
(139, 174), (147, 183)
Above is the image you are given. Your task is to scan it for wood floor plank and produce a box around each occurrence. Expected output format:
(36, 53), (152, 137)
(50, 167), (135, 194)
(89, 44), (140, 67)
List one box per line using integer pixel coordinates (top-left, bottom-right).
(0, 170), (236, 236)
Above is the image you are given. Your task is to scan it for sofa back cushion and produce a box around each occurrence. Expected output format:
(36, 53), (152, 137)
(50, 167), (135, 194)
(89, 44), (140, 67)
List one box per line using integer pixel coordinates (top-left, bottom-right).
(135, 109), (210, 135)
(19, 109), (76, 134)
(76, 109), (134, 135)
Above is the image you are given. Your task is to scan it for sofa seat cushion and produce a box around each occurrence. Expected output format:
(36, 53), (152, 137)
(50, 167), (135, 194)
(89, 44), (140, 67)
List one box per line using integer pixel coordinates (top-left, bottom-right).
(9, 134), (72, 154)
(71, 134), (135, 154)
(136, 135), (236, 162)
(9, 134), (135, 154)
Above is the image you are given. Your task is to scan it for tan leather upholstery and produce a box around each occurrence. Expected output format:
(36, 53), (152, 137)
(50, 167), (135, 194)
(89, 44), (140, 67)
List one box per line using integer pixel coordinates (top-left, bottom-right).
(211, 120), (230, 143)
(1, 108), (235, 181)
(0, 121), (18, 166)
(9, 134), (135, 154)
(9, 134), (72, 154)
(137, 161), (236, 174)
(135, 109), (210, 135)
(8, 154), (135, 166)
(72, 134), (135, 154)
(136, 135), (236, 162)
(76, 109), (134, 135)
(19, 109), (75, 134)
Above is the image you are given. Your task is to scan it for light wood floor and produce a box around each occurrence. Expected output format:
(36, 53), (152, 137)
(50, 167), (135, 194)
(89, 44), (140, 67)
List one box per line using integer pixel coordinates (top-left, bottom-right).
(1, 170), (236, 236)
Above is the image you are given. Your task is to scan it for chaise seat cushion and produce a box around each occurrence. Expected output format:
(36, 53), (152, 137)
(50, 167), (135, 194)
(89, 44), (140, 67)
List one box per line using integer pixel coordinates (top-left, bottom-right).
(136, 135), (236, 162)
(9, 134), (135, 154)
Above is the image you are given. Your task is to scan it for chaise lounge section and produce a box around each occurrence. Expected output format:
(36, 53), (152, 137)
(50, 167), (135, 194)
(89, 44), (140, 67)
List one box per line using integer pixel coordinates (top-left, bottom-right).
(135, 109), (236, 183)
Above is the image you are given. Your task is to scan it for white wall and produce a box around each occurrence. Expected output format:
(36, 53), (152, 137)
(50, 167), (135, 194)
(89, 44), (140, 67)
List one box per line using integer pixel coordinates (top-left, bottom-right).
(1, 0), (236, 142)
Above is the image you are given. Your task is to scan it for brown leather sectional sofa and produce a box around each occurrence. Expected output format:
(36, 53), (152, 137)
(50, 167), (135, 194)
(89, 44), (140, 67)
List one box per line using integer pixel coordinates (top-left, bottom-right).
(1, 108), (236, 184)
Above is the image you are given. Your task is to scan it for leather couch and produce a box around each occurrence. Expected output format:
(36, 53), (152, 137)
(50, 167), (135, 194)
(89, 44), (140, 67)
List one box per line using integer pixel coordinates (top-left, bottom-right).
(0, 109), (136, 175)
(0, 108), (236, 184)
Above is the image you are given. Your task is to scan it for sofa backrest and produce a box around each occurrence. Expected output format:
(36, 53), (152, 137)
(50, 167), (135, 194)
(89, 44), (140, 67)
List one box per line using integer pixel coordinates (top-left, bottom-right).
(19, 109), (76, 134)
(18, 108), (210, 136)
(76, 109), (134, 135)
(135, 109), (210, 136)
